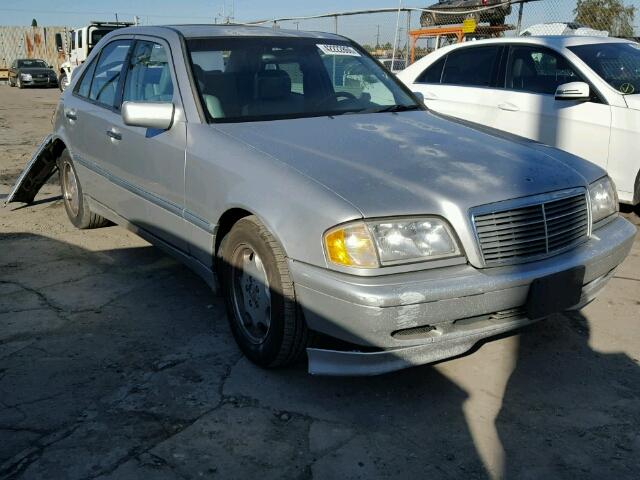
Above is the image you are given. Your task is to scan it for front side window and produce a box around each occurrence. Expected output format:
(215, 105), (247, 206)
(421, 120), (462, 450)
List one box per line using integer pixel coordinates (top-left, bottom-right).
(187, 37), (419, 122)
(441, 46), (501, 87)
(569, 42), (640, 96)
(88, 40), (131, 108)
(123, 41), (174, 103)
(506, 46), (580, 95)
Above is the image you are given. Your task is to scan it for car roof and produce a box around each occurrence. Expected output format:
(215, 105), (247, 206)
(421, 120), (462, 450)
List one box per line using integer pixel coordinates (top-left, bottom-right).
(435, 35), (634, 51)
(110, 24), (345, 41)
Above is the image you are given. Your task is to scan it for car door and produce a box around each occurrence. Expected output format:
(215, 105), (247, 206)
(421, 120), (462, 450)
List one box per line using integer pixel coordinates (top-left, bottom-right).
(492, 44), (612, 171)
(113, 37), (189, 251)
(410, 45), (504, 125)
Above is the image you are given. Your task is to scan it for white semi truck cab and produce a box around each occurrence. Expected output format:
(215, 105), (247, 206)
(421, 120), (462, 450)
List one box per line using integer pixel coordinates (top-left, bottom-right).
(55, 21), (134, 91)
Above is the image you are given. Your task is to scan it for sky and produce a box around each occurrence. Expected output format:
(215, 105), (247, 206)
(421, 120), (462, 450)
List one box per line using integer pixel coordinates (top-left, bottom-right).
(0, 1), (637, 44)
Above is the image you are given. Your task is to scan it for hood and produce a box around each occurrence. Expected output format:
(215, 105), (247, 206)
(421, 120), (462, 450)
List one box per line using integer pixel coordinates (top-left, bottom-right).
(624, 94), (640, 111)
(214, 111), (602, 218)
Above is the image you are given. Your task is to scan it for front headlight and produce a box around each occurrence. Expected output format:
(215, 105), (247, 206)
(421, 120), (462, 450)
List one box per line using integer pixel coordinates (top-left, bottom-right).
(324, 217), (461, 268)
(589, 177), (618, 226)
(20, 73), (32, 80)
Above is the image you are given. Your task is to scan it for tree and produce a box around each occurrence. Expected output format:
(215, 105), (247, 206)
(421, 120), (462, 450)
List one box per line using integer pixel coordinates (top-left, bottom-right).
(31, 18), (38, 27)
(574, 0), (636, 37)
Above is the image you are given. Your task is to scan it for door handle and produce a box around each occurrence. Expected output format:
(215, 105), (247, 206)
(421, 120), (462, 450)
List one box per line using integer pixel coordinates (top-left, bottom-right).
(65, 110), (77, 121)
(498, 102), (520, 112)
(106, 130), (122, 141)
(423, 92), (438, 100)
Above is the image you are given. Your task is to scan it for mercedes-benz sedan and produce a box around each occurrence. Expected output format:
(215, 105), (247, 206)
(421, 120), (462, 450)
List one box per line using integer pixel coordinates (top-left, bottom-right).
(7, 25), (636, 375)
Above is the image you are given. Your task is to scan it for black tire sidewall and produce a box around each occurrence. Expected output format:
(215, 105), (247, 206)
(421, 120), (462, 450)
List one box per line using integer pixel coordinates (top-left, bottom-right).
(220, 220), (291, 366)
(59, 150), (90, 228)
(59, 73), (68, 92)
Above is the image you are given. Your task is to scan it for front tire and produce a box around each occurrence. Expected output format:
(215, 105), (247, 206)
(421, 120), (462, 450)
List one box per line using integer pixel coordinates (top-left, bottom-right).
(17, 77), (23, 89)
(219, 215), (308, 368)
(58, 150), (110, 229)
(59, 73), (69, 92)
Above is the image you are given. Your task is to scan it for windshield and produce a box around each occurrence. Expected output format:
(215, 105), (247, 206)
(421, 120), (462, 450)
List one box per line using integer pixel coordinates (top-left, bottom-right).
(569, 42), (640, 95)
(17, 59), (48, 68)
(187, 37), (421, 122)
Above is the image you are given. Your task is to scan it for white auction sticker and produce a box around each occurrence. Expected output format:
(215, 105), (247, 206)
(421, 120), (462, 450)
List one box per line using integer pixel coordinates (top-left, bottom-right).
(317, 44), (361, 57)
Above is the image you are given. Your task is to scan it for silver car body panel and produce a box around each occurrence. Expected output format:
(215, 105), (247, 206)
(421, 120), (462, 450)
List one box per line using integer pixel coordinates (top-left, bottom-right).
(5, 25), (636, 375)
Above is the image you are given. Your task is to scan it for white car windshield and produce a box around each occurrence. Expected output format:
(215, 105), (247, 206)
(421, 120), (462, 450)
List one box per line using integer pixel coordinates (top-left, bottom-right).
(569, 42), (640, 95)
(187, 37), (421, 122)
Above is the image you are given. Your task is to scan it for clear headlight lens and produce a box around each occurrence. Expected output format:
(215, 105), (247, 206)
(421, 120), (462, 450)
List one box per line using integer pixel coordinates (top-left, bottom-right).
(20, 73), (32, 80)
(589, 177), (618, 226)
(324, 217), (460, 268)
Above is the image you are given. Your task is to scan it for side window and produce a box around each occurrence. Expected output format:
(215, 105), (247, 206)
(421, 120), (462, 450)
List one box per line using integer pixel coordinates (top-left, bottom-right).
(416, 56), (446, 84)
(123, 41), (174, 103)
(78, 31), (83, 49)
(75, 56), (98, 98)
(89, 40), (131, 108)
(506, 46), (581, 95)
(71, 31), (76, 50)
(441, 46), (501, 87)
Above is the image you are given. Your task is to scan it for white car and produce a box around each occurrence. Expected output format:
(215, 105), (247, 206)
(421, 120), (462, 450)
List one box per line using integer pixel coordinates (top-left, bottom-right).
(398, 36), (640, 205)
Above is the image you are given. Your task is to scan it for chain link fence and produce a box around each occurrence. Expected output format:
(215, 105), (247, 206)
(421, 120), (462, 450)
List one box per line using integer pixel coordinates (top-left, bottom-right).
(249, 0), (639, 65)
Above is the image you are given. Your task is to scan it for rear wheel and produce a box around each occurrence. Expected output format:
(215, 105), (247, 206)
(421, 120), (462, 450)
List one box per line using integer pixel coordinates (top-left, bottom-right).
(59, 72), (69, 92)
(219, 215), (308, 368)
(58, 150), (110, 229)
(8, 77), (15, 87)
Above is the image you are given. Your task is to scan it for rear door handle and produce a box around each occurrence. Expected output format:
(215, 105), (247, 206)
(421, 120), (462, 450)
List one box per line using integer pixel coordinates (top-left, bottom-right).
(106, 130), (122, 141)
(498, 102), (520, 112)
(65, 110), (77, 121)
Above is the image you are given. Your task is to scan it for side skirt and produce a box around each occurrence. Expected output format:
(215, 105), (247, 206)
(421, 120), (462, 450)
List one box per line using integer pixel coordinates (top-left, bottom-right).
(86, 195), (219, 294)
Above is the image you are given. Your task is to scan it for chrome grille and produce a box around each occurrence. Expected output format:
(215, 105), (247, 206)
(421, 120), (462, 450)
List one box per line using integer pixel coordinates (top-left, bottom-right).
(474, 192), (589, 266)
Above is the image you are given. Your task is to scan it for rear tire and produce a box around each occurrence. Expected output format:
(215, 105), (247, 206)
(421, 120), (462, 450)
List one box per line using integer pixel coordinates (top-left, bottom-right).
(8, 77), (15, 87)
(58, 150), (110, 229)
(59, 73), (69, 92)
(219, 215), (308, 368)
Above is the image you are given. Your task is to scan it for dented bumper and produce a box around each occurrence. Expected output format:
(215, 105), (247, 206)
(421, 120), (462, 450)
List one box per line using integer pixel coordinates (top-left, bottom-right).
(291, 216), (636, 376)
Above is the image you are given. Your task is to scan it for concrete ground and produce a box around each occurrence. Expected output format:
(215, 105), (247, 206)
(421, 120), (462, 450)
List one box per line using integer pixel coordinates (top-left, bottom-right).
(0, 85), (638, 480)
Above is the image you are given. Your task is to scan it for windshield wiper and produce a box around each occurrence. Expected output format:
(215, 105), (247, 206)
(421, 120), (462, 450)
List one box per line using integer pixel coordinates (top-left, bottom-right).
(372, 104), (422, 113)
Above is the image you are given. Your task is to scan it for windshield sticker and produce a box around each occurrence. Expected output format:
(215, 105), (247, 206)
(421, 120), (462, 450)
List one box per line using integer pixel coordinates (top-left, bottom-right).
(317, 44), (361, 57)
(619, 83), (635, 94)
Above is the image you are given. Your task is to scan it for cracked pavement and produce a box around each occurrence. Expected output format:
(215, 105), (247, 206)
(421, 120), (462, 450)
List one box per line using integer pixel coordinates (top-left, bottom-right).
(1, 86), (639, 479)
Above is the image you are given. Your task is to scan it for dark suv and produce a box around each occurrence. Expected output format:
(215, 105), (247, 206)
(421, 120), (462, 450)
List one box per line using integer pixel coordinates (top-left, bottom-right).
(8, 59), (58, 88)
(421, 0), (512, 27)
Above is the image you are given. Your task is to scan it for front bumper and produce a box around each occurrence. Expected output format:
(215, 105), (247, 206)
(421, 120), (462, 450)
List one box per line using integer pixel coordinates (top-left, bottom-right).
(20, 77), (57, 87)
(290, 216), (636, 376)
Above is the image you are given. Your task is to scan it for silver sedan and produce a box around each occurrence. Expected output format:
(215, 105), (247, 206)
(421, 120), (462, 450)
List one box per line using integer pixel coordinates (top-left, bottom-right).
(7, 25), (636, 375)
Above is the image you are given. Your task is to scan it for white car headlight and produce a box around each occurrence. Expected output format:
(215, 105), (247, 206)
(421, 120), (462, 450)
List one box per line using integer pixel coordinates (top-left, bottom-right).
(20, 73), (32, 81)
(589, 177), (618, 226)
(324, 217), (461, 268)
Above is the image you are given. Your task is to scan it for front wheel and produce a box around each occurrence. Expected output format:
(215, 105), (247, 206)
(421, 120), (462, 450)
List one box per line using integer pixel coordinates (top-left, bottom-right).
(58, 150), (110, 229)
(219, 216), (308, 368)
(16, 77), (23, 89)
(58, 73), (69, 92)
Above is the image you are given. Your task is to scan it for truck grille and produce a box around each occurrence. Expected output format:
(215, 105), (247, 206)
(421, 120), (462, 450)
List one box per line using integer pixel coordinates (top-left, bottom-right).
(473, 193), (589, 266)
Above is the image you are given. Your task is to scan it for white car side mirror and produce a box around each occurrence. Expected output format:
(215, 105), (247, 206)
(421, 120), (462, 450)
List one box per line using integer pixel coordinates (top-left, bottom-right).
(122, 102), (175, 130)
(555, 82), (590, 101)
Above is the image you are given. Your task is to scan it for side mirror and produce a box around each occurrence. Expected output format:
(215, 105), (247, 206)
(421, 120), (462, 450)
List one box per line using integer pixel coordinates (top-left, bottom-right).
(413, 91), (425, 104)
(122, 102), (175, 130)
(555, 82), (590, 101)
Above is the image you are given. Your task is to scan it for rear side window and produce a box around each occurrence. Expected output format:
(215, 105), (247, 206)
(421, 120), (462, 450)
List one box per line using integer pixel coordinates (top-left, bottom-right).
(89, 40), (132, 108)
(123, 41), (174, 102)
(75, 57), (98, 98)
(416, 56), (446, 84)
(441, 46), (501, 87)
